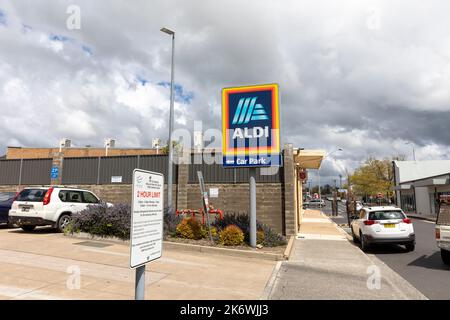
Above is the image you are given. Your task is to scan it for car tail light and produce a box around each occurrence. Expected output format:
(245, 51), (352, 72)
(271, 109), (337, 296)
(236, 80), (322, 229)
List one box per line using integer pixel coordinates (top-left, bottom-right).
(436, 228), (441, 240)
(363, 220), (378, 226)
(43, 187), (54, 205)
(403, 218), (412, 224)
(12, 190), (22, 202)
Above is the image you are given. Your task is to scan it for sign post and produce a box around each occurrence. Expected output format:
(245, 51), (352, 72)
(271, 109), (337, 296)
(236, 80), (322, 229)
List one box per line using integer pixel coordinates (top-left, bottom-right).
(130, 169), (164, 300)
(222, 84), (281, 248)
(197, 171), (213, 243)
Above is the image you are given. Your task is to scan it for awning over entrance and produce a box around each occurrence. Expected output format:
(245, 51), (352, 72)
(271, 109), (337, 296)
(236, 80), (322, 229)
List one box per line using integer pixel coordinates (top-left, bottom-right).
(394, 184), (413, 190)
(293, 149), (325, 169)
(411, 177), (450, 187)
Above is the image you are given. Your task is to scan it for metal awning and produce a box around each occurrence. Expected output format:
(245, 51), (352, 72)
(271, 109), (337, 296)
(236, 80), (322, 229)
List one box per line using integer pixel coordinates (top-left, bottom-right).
(412, 178), (450, 187)
(394, 184), (413, 190)
(294, 149), (325, 169)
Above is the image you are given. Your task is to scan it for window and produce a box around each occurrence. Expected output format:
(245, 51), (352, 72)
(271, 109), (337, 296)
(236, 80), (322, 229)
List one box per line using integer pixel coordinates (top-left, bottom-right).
(59, 190), (83, 203)
(16, 189), (48, 202)
(369, 210), (405, 220)
(83, 192), (99, 204)
(400, 192), (415, 212)
(0, 192), (15, 202)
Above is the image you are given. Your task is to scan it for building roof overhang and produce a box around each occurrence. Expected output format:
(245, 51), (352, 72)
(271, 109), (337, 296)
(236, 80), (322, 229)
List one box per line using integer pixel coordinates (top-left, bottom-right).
(294, 149), (326, 169)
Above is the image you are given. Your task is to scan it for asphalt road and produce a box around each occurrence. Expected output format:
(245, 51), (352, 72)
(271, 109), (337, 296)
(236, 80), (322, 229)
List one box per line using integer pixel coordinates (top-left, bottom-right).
(321, 205), (450, 299)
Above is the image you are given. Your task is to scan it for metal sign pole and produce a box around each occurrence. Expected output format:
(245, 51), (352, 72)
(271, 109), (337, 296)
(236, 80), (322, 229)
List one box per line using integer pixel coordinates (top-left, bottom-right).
(249, 168), (257, 248)
(135, 265), (145, 300)
(197, 171), (213, 243)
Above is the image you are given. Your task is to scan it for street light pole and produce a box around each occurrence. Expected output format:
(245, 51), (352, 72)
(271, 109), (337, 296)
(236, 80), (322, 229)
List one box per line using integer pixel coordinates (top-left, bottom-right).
(161, 27), (175, 213)
(319, 147), (343, 200)
(405, 142), (416, 161)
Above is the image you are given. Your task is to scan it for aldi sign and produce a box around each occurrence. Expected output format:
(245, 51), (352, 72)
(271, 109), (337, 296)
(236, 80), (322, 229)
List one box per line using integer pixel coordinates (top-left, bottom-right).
(222, 83), (281, 167)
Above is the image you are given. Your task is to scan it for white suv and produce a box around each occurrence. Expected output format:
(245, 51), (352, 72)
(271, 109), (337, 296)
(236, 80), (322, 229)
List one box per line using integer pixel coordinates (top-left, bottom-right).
(9, 186), (107, 232)
(350, 206), (415, 252)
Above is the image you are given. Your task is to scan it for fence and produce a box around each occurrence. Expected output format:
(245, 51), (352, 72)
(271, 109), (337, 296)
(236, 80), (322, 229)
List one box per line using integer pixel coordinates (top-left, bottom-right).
(62, 155), (176, 184)
(0, 159), (52, 185)
(0, 153), (283, 185)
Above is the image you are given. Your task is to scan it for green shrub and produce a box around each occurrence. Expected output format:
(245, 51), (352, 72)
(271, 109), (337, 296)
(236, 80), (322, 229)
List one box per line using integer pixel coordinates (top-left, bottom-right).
(213, 212), (287, 247)
(176, 217), (203, 240)
(257, 230), (265, 245)
(219, 225), (244, 246)
(201, 225), (218, 239)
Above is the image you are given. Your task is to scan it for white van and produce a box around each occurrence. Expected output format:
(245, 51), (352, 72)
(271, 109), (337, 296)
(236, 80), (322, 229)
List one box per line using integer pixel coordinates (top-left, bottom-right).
(9, 186), (109, 232)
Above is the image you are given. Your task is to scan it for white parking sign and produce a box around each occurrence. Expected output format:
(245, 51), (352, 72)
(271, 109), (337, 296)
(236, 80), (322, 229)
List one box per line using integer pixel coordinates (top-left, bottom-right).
(130, 169), (164, 269)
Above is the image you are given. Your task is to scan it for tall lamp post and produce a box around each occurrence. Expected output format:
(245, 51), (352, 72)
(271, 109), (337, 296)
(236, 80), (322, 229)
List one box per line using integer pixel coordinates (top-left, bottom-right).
(161, 27), (175, 213)
(405, 141), (416, 161)
(318, 147), (343, 200)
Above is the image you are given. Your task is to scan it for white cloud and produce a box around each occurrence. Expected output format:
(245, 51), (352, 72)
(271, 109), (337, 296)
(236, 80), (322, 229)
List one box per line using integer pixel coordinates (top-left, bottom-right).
(0, 0), (449, 182)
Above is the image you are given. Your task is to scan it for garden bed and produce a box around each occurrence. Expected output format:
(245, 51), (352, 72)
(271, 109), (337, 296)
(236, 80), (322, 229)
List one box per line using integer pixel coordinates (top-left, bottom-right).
(165, 235), (286, 255)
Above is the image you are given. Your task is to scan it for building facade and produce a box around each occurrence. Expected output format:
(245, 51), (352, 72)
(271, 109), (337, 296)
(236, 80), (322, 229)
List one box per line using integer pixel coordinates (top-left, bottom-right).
(393, 160), (450, 216)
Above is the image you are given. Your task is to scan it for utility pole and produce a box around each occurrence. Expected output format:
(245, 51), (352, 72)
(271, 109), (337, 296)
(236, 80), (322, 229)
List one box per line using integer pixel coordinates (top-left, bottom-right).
(161, 27), (175, 213)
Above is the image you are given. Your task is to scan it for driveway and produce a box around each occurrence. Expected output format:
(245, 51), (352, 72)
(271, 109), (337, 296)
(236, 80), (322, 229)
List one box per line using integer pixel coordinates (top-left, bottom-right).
(0, 226), (276, 300)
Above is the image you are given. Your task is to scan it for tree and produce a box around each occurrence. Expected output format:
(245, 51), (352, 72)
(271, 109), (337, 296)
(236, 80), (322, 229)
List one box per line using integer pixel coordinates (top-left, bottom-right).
(161, 140), (183, 155)
(349, 157), (394, 200)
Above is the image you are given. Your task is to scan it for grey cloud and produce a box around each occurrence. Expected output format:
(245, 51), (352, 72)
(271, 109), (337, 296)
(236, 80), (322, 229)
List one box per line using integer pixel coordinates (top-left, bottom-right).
(0, 0), (449, 183)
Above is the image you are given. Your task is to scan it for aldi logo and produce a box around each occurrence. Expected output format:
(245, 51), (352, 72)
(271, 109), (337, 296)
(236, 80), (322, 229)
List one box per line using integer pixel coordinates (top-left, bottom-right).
(231, 97), (269, 125)
(222, 84), (281, 167)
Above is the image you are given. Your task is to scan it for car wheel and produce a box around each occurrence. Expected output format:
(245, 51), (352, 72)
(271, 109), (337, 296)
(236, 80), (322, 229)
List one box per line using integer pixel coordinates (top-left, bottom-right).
(360, 232), (370, 252)
(351, 227), (360, 243)
(405, 243), (415, 252)
(57, 214), (71, 233)
(21, 225), (36, 232)
(441, 249), (450, 265)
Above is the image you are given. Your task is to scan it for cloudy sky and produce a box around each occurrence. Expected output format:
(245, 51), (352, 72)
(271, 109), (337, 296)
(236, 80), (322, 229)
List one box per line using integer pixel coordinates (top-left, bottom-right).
(1, 0), (449, 184)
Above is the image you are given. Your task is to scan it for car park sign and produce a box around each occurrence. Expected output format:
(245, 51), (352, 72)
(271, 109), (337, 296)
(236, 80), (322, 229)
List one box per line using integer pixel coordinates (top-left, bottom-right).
(222, 83), (281, 167)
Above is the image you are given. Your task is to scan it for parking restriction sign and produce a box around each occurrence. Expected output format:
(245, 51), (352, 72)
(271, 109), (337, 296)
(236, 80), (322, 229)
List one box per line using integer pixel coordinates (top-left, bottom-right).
(130, 169), (164, 269)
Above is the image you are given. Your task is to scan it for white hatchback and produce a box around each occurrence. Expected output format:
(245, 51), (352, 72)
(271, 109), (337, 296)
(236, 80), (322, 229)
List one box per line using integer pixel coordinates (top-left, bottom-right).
(350, 206), (415, 252)
(9, 186), (109, 232)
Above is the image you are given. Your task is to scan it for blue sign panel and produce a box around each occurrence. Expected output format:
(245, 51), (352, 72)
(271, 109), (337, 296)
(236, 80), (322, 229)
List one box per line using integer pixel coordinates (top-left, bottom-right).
(50, 166), (59, 179)
(222, 84), (281, 167)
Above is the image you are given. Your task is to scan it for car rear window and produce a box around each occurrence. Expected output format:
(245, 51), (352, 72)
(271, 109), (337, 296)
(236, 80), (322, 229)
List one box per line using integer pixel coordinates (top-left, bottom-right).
(369, 210), (405, 220)
(0, 192), (16, 202)
(16, 189), (48, 202)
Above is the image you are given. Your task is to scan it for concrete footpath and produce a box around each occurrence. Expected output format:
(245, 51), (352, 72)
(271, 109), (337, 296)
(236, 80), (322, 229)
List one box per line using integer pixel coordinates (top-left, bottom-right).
(0, 227), (276, 300)
(267, 210), (427, 300)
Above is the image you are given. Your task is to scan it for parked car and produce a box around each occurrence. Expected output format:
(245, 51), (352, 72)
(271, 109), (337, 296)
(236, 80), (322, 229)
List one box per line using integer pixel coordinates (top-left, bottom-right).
(436, 201), (450, 265)
(350, 206), (415, 252)
(304, 198), (325, 208)
(9, 187), (110, 232)
(0, 191), (17, 226)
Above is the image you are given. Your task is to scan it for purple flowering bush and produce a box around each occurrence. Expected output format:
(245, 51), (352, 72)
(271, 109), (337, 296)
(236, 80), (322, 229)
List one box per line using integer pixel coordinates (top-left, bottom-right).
(68, 204), (181, 240)
(68, 203), (131, 240)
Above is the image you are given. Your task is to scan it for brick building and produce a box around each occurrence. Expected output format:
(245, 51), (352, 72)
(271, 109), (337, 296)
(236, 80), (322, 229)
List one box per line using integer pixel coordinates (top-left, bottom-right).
(5, 146), (160, 159)
(0, 145), (324, 235)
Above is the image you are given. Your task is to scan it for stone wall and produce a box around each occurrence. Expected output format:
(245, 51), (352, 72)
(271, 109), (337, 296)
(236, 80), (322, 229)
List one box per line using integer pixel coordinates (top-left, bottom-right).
(186, 183), (284, 234)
